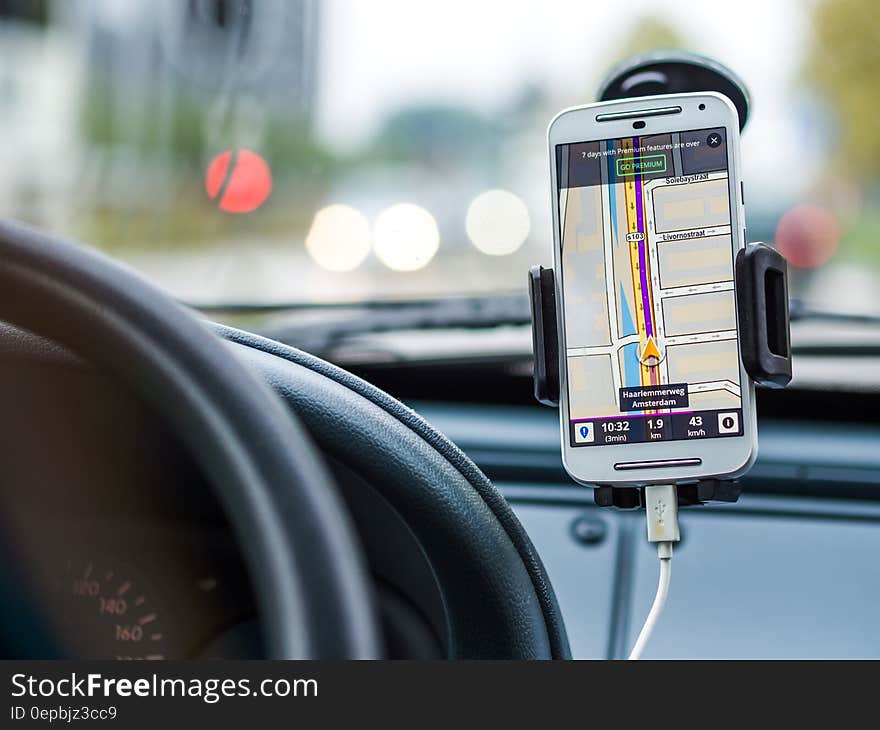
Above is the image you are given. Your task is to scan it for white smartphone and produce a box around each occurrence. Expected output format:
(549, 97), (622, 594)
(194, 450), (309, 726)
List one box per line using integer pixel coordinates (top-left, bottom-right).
(548, 92), (756, 486)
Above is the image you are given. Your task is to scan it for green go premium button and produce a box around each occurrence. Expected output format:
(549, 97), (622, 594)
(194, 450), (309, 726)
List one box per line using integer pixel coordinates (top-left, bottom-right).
(616, 154), (666, 177)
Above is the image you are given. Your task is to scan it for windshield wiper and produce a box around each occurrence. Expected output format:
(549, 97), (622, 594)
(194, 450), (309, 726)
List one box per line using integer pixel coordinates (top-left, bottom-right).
(788, 299), (880, 357)
(192, 296), (880, 359)
(195, 294), (532, 355)
(788, 299), (880, 326)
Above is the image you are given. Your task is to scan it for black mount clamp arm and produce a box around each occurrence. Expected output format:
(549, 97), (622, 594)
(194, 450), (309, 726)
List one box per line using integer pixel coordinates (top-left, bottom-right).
(528, 265), (560, 408)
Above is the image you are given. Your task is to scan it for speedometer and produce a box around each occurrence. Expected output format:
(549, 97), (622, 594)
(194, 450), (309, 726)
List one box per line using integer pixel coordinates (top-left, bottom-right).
(51, 558), (169, 660)
(26, 528), (263, 660)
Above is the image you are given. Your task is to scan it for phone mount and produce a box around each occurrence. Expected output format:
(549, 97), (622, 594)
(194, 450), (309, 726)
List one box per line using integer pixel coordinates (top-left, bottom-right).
(530, 52), (791, 509)
(598, 51), (751, 131)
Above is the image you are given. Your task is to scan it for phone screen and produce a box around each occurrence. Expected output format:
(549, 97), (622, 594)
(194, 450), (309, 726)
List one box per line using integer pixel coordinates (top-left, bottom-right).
(556, 127), (743, 448)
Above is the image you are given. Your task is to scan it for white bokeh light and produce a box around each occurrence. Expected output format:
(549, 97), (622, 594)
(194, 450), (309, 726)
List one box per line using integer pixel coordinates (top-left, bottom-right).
(305, 204), (372, 272)
(465, 189), (531, 256)
(373, 203), (440, 272)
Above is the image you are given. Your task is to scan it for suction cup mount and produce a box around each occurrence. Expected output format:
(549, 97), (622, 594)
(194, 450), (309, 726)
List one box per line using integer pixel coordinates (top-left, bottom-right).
(597, 50), (750, 131)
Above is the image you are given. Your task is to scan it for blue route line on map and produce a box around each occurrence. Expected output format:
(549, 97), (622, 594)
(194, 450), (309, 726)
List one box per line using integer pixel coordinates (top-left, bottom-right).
(619, 283), (637, 337)
(606, 140), (619, 246)
(622, 342), (641, 397)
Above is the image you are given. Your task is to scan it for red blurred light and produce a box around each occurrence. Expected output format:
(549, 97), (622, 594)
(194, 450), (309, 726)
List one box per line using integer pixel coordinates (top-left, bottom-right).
(775, 204), (840, 269)
(205, 149), (272, 213)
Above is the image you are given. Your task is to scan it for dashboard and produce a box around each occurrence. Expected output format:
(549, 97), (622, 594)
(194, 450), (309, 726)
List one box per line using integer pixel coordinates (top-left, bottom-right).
(3, 322), (880, 659)
(413, 401), (880, 658)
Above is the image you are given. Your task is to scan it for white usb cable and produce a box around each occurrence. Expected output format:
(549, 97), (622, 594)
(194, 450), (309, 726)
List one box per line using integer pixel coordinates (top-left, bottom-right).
(628, 484), (680, 660)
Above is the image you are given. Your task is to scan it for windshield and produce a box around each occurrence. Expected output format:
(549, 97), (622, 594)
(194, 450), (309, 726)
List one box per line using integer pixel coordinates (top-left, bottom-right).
(1, 0), (876, 311)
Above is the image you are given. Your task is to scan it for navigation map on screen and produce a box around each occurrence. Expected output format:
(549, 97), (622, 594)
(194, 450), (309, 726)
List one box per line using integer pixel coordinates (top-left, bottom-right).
(557, 127), (743, 447)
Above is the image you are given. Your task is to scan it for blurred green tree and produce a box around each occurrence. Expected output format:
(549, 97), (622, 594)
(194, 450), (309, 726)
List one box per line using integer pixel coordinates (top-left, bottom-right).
(615, 16), (686, 62)
(802, 0), (880, 269)
(805, 0), (880, 180)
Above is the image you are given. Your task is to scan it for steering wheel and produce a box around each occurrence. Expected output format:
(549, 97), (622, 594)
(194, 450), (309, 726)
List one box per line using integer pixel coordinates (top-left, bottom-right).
(0, 219), (570, 660)
(0, 220), (380, 659)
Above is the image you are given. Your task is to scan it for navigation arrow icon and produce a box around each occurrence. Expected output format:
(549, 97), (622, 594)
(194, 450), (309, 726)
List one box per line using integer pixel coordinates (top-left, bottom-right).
(638, 336), (664, 367)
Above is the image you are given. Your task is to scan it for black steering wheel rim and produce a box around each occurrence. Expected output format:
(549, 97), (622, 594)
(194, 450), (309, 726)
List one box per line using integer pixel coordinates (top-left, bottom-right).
(0, 219), (380, 659)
